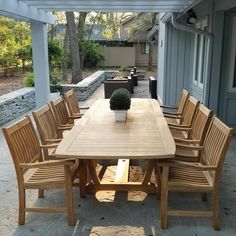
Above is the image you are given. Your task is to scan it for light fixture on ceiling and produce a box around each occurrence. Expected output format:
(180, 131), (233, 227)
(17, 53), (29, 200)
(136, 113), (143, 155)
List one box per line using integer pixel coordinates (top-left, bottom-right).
(186, 9), (197, 25)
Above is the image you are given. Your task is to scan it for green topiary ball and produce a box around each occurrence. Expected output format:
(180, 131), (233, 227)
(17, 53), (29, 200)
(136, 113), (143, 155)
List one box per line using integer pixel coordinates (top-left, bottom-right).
(110, 88), (131, 110)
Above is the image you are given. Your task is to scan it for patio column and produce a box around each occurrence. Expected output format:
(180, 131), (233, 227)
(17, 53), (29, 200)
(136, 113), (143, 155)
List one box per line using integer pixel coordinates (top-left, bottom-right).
(30, 22), (50, 108)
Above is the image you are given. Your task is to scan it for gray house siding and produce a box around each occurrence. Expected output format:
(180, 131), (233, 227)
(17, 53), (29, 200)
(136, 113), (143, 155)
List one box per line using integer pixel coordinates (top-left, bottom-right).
(218, 8), (236, 130)
(157, 0), (236, 130)
(159, 22), (194, 105)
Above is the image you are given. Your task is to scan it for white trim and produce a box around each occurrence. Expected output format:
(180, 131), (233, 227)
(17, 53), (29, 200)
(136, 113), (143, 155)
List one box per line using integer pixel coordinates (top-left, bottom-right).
(21, 0), (193, 12)
(0, 0), (55, 24)
(192, 17), (208, 89)
(160, 13), (173, 23)
(192, 34), (199, 86)
(228, 17), (236, 92)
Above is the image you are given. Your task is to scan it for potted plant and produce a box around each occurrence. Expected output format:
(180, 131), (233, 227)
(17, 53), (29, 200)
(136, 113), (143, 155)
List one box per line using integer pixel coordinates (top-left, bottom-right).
(110, 88), (131, 121)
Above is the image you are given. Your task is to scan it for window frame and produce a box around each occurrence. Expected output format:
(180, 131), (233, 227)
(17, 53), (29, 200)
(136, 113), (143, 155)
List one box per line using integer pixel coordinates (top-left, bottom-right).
(192, 18), (208, 89)
(140, 42), (149, 54)
(228, 17), (236, 92)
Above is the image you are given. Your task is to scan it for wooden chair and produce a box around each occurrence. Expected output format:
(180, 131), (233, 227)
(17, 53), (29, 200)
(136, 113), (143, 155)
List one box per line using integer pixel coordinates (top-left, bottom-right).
(166, 96), (200, 127)
(50, 96), (76, 127)
(3, 116), (80, 225)
(32, 104), (71, 160)
(161, 89), (190, 118)
(64, 89), (89, 117)
(159, 116), (233, 230)
(170, 104), (213, 162)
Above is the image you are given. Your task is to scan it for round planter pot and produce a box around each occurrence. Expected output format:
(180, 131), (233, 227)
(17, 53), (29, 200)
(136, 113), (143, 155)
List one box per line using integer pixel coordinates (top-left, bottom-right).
(114, 110), (127, 122)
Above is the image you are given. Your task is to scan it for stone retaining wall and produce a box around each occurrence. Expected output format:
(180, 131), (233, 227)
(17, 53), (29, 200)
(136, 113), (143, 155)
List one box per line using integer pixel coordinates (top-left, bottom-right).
(60, 70), (118, 100)
(0, 70), (118, 125)
(0, 88), (35, 125)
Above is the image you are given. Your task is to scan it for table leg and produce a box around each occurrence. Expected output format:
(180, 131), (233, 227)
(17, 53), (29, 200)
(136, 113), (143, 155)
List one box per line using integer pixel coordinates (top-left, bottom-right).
(142, 159), (155, 185)
(87, 160), (100, 185)
(79, 160), (88, 198)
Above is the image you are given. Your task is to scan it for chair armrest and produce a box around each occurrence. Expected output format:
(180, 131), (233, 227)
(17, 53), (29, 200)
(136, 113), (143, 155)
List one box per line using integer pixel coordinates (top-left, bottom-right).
(58, 125), (73, 131)
(45, 138), (62, 143)
(176, 143), (203, 150)
(159, 160), (217, 171)
(164, 114), (182, 119)
(69, 114), (83, 119)
(163, 111), (182, 116)
(160, 105), (177, 109)
(174, 138), (200, 144)
(169, 126), (192, 131)
(40, 144), (58, 149)
(19, 160), (75, 169)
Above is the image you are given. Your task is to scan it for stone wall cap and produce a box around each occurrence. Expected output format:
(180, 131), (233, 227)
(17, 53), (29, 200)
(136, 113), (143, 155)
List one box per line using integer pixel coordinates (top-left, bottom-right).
(0, 88), (35, 103)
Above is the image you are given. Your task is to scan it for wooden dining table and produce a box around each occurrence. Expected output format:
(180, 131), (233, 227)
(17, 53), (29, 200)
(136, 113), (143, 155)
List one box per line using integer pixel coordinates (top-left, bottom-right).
(55, 98), (175, 196)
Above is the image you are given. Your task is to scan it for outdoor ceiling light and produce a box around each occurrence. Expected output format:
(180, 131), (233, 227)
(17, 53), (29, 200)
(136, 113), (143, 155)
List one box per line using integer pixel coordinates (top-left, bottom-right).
(186, 9), (197, 25)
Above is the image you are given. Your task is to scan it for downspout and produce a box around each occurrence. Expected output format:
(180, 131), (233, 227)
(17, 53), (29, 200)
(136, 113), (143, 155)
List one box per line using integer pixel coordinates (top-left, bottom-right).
(171, 13), (213, 106)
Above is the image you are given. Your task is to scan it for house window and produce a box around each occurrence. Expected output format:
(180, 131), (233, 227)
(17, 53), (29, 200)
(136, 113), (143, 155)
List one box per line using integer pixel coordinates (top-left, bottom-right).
(228, 17), (236, 91)
(141, 42), (149, 54)
(192, 19), (208, 88)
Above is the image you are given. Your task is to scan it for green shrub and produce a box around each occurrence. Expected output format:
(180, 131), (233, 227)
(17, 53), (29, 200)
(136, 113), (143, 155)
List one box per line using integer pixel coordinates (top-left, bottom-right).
(23, 73), (34, 87)
(110, 88), (131, 110)
(48, 39), (63, 67)
(120, 65), (128, 71)
(49, 69), (62, 93)
(80, 40), (105, 68)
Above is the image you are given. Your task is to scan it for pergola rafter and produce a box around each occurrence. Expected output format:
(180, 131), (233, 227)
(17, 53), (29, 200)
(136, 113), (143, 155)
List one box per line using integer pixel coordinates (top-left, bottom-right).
(20, 0), (194, 12)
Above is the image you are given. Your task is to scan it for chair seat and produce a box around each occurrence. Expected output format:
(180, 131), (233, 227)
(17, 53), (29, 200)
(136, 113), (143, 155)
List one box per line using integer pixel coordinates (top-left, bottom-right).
(24, 160), (80, 188)
(24, 165), (67, 188)
(175, 147), (199, 162)
(165, 117), (180, 125)
(168, 167), (213, 191)
(170, 128), (187, 139)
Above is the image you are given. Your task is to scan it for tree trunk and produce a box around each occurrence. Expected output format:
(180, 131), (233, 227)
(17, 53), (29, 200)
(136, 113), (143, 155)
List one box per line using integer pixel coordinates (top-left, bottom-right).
(148, 13), (157, 71)
(62, 25), (69, 81)
(78, 12), (87, 70)
(148, 41), (153, 71)
(66, 12), (82, 83)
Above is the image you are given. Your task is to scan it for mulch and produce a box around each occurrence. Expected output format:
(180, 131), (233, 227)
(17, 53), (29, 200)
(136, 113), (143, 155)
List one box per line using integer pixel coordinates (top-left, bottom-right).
(0, 76), (23, 96)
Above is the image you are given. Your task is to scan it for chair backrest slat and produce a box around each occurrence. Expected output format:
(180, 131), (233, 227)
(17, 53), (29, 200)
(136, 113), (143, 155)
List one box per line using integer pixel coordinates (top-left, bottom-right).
(64, 90), (80, 115)
(189, 104), (213, 144)
(201, 116), (233, 174)
(33, 104), (59, 144)
(177, 89), (190, 114)
(50, 97), (71, 126)
(181, 96), (200, 126)
(3, 116), (42, 168)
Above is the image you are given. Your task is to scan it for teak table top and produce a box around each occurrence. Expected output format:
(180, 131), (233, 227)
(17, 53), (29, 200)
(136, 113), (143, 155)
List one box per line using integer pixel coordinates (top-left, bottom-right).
(55, 98), (175, 160)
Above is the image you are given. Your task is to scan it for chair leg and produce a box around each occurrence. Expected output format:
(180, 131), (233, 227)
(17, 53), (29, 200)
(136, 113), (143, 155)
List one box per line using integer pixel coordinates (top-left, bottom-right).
(212, 188), (221, 230)
(160, 166), (169, 229)
(64, 167), (75, 226)
(18, 188), (26, 225)
(38, 189), (44, 198)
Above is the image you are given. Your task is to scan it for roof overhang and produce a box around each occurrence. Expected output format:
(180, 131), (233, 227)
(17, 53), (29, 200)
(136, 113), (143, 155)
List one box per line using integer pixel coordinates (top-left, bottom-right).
(0, 0), (198, 24)
(20, 0), (196, 13)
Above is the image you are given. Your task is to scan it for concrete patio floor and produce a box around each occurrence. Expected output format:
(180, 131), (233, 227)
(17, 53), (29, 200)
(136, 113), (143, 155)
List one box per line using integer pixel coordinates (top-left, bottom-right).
(0, 79), (236, 236)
